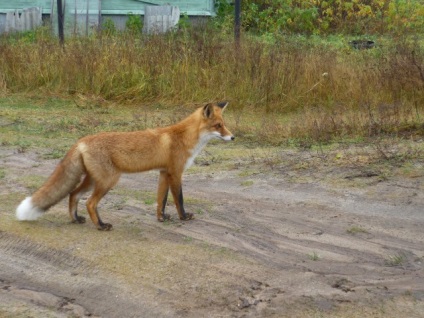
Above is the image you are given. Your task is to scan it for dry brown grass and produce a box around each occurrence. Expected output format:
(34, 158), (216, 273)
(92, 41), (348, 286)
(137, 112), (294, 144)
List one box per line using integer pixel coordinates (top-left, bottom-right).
(0, 28), (422, 144)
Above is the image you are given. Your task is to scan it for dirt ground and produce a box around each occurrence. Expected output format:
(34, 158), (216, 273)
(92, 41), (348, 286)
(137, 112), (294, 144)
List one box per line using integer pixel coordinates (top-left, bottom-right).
(0, 141), (423, 318)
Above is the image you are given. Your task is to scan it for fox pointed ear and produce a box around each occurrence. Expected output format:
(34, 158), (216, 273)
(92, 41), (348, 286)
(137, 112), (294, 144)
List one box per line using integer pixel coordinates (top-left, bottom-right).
(203, 103), (214, 119)
(217, 101), (228, 112)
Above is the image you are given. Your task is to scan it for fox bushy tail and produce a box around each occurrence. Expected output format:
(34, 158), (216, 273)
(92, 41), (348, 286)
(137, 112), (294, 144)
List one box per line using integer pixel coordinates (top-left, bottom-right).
(16, 145), (85, 220)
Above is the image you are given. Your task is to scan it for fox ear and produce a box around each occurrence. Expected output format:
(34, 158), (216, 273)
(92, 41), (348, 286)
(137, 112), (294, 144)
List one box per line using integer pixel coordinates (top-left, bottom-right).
(217, 101), (228, 112)
(203, 103), (214, 119)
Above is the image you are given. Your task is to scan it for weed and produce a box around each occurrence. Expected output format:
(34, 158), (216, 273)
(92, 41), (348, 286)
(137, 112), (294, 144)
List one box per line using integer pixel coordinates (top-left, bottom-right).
(241, 180), (254, 187)
(0, 169), (5, 179)
(144, 198), (155, 205)
(238, 170), (258, 177)
(102, 18), (117, 36)
(195, 150), (223, 166)
(385, 254), (405, 267)
(183, 236), (193, 243)
(42, 148), (66, 160)
(16, 140), (31, 153)
(110, 198), (127, 211)
(125, 13), (143, 34)
(347, 226), (369, 235)
(309, 252), (320, 261)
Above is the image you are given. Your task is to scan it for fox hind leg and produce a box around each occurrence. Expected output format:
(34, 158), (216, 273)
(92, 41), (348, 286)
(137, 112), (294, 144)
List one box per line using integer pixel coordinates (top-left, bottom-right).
(69, 174), (93, 224)
(157, 171), (171, 222)
(86, 175), (120, 231)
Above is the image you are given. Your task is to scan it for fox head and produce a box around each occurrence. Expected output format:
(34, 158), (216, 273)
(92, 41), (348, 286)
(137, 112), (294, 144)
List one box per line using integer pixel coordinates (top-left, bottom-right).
(201, 102), (234, 141)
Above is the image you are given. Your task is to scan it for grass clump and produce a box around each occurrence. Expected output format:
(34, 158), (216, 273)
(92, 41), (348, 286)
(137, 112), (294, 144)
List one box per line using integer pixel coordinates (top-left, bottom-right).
(241, 180), (254, 187)
(309, 251), (320, 261)
(347, 226), (369, 235)
(385, 254), (405, 267)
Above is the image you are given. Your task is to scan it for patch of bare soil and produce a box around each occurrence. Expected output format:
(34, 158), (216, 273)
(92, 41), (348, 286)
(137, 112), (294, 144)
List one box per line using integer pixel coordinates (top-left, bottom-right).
(0, 144), (423, 317)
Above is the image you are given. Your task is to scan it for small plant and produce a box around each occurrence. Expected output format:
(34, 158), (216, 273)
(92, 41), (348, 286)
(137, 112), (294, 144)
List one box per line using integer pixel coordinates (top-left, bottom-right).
(144, 198), (155, 205)
(111, 198), (127, 210)
(102, 18), (117, 36)
(241, 180), (254, 187)
(385, 254), (405, 267)
(42, 149), (66, 160)
(16, 140), (31, 153)
(177, 12), (191, 30)
(183, 236), (193, 242)
(309, 252), (320, 261)
(125, 13), (143, 34)
(0, 169), (5, 179)
(347, 226), (368, 235)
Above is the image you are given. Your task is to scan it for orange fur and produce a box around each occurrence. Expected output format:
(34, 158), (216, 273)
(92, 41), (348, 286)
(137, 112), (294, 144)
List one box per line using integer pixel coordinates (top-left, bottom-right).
(16, 102), (234, 230)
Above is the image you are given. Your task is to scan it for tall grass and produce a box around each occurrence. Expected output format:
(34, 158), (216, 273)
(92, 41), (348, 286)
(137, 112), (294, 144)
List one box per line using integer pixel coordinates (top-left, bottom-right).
(0, 27), (422, 144)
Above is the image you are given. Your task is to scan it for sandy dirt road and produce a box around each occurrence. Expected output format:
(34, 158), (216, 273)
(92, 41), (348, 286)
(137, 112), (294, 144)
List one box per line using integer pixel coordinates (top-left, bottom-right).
(1, 144), (423, 317)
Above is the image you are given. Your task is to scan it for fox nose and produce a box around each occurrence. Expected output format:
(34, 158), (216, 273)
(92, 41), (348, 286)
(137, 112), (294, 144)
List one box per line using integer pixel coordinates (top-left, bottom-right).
(231, 136), (235, 141)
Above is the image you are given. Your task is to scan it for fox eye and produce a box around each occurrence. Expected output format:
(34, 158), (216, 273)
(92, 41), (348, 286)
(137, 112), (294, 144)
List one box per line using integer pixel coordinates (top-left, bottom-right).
(215, 123), (222, 129)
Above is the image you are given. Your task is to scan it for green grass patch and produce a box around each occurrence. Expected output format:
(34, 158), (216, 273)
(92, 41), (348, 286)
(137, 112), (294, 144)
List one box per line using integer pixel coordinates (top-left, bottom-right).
(347, 226), (369, 235)
(241, 180), (254, 187)
(144, 198), (155, 205)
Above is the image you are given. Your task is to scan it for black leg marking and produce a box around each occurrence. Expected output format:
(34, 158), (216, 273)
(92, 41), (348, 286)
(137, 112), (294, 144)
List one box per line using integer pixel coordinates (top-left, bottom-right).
(72, 215), (86, 224)
(179, 187), (193, 221)
(178, 187), (185, 215)
(97, 214), (112, 231)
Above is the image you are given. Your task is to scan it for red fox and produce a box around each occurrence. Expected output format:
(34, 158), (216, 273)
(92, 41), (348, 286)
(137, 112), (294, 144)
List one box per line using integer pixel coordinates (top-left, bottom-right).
(16, 102), (234, 230)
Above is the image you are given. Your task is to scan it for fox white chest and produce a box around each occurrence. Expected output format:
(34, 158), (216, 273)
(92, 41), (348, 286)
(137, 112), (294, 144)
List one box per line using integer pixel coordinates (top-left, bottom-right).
(184, 133), (216, 170)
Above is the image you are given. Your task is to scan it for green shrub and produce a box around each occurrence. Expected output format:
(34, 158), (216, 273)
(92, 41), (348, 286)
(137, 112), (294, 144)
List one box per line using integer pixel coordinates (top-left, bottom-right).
(215, 0), (424, 35)
(125, 13), (143, 34)
(102, 18), (117, 36)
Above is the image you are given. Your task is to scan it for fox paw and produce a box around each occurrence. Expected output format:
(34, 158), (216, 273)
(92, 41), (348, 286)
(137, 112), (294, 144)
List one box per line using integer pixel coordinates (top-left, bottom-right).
(72, 216), (86, 224)
(181, 213), (194, 221)
(157, 214), (171, 222)
(97, 223), (113, 231)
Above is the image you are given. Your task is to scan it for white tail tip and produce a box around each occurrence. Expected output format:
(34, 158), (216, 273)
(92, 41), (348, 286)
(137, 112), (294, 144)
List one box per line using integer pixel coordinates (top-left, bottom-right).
(16, 197), (44, 221)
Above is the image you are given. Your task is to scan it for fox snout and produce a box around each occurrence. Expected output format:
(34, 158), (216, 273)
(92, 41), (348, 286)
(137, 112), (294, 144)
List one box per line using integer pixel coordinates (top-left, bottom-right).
(218, 126), (234, 141)
(212, 131), (234, 141)
(221, 134), (235, 141)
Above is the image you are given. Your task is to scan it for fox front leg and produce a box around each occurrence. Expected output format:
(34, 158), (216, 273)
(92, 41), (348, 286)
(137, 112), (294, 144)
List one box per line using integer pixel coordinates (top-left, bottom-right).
(173, 185), (194, 221)
(168, 173), (194, 221)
